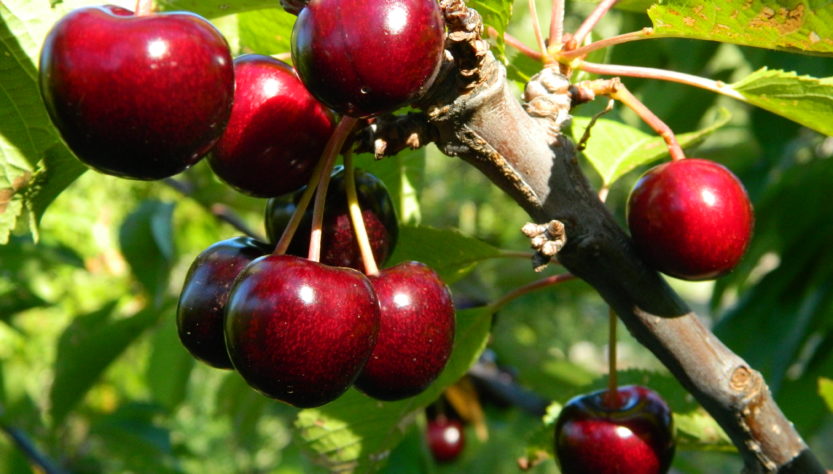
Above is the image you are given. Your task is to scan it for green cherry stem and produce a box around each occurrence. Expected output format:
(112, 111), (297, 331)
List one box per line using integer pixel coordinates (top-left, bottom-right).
(604, 307), (623, 408)
(487, 273), (576, 313)
(343, 149), (380, 276)
(308, 116), (359, 262)
(488, 28), (544, 62)
(134, 0), (154, 15)
(608, 83), (686, 161)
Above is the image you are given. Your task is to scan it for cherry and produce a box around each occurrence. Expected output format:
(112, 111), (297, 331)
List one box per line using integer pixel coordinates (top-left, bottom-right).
(39, 6), (234, 180)
(554, 385), (675, 474)
(208, 54), (335, 197)
(224, 254), (380, 407)
(290, 0), (445, 117)
(176, 236), (269, 369)
(354, 261), (455, 401)
(426, 416), (465, 463)
(627, 158), (754, 280)
(264, 167), (398, 271)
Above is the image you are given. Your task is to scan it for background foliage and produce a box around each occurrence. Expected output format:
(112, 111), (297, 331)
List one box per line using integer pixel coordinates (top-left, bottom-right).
(1, 0), (832, 472)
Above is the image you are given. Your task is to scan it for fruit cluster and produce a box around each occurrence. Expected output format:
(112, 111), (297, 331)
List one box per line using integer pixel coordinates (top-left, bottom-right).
(39, 2), (453, 408)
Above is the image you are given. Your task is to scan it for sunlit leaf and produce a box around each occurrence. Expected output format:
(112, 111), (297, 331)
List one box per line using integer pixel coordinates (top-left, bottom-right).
(648, 0), (833, 57)
(237, 7), (296, 56)
(387, 225), (503, 284)
(295, 305), (493, 472)
(818, 377), (833, 413)
(573, 107), (731, 186)
(469, 0), (513, 60)
(732, 68), (833, 136)
(157, 0), (274, 18)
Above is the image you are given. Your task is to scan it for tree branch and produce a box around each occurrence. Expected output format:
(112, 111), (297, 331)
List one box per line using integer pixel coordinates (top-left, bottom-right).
(367, 1), (827, 471)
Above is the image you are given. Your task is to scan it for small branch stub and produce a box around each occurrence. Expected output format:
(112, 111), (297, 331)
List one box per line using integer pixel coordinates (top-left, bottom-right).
(522, 220), (566, 271)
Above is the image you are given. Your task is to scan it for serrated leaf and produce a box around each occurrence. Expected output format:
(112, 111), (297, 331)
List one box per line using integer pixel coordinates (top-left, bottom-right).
(157, 0), (275, 18)
(118, 201), (176, 307)
(648, 0), (833, 56)
(732, 68), (833, 136)
(573, 107), (731, 186)
(50, 303), (162, 425)
(238, 7), (296, 56)
(387, 225), (503, 284)
(819, 377), (833, 412)
(468, 0), (512, 60)
(295, 305), (493, 473)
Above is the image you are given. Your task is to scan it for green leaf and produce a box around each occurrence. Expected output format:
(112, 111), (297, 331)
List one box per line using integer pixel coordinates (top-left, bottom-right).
(157, 0), (275, 18)
(387, 225), (503, 284)
(295, 305), (493, 472)
(573, 107), (731, 186)
(468, 0), (512, 60)
(674, 409), (735, 451)
(732, 68), (833, 136)
(648, 0), (833, 56)
(818, 377), (833, 413)
(354, 148), (425, 226)
(238, 7), (296, 56)
(145, 313), (195, 412)
(50, 303), (162, 425)
(118, 200), (176, 307)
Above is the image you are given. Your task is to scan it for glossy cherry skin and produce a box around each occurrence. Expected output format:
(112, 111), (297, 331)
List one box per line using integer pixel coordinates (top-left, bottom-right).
(426, 416), (465, 463)
(627, 158), (754, 280)
(554, 385), (675, 474)
(176, 237), (270, 369)
(264, 167), (398, 270)
(224, 254), (380, 407)
(291, 0), (445, 117)
(354, 261), (454, 400)
(39, 6), (234, 179)
(208, 55), (334, 197)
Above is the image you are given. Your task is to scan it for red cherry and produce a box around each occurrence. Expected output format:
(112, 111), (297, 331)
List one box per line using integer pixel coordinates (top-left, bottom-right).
(354, 261), (455, 400)
(39, 6), (234, 179)
(554, 385), (675, 474)
(290, 0), (445, 117)
(426, 416), (465, 463)
(627, 158), (754, 280)
(208, 55), (335, 197)
(224, 255), (380, 407)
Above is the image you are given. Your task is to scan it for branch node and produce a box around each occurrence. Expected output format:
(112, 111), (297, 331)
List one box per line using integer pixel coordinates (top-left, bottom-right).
(523, 220), (566, 271)
(523, 66), (573, 142)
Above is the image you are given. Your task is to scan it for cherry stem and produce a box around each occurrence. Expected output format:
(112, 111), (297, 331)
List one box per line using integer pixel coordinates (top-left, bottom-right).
(571, 0), (619, 47)
(605, 307), (621, 408)
(548, 0), (565, 49)
(581, 78), (686, 162)
(308, 116), (359, 262)
(528, 0), (548, 58)
(487, 273), (576, 313)
(489, 28), (544, 61)
(343, 150), (380, 276)
(134, 0), (154, 15)
(579, 61), (747, 102)
(559, 28), (654, 59)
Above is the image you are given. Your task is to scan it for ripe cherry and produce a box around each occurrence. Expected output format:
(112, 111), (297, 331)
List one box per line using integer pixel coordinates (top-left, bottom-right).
(224, 254), (380, 407)
(290, 0), (445, 117)
(208, 54), (335, 197)
(554, 385), (675, 474)
(39, 6), (234, 179)
(176, 237), (269, 369)
(264, 167), (398, 271)
(426, 416), (465, 463)
(354, 261), (455, 401)
(627, 158), (754, 280)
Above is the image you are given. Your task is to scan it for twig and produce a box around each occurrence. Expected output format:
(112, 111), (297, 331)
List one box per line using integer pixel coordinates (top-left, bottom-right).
(0, 414), (66, 474)
(560, 28), (654, 59)
(548, 0), (565, 49)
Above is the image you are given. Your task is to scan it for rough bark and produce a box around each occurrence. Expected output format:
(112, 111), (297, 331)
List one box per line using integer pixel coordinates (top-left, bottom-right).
(360, 1), (826, 472)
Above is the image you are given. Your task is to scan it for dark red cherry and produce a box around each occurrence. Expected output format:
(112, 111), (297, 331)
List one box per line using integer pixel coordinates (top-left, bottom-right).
(426, 416), (465, 463)
(627, 158), (754, 280)
(224, 254), (380, 407)
(264, 167), (398, 270)
(554, 385), (675, 474)
(39, 6), (234, 179)
(290, 0), (445, 117)
(208, 54), (335, 197)
(176, 236), (270, 369)
(354, 261), (454, 400)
